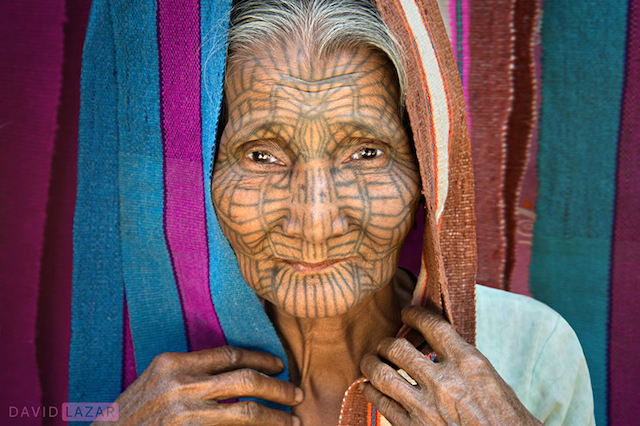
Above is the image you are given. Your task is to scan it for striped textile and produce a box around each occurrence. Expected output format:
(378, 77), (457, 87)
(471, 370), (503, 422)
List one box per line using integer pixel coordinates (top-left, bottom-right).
(70, 0), (288, 411)
(405, 0), (541, 294)
(73, 0), (476, 422)
(433, 0), (640, 424)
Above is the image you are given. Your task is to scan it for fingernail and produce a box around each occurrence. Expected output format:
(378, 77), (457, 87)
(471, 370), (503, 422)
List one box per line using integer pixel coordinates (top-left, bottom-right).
(295, 387), (304, 403)
(276, 358), (285, 369)
(292, 415), (301, 426)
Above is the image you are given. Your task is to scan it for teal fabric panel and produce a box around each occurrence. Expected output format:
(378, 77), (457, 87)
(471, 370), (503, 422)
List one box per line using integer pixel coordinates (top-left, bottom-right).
(531, 1), (628, 424)
(110, 0), (188, 374)
(200, 0), (290, 410)
(70, 0), (123, 404)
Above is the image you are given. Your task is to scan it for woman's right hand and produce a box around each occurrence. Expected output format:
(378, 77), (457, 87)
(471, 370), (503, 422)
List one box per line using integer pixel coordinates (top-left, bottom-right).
(95, 346), (303, 425)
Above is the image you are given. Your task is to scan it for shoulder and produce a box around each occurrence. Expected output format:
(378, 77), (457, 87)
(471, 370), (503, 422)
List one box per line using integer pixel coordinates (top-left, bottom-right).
(476, 284), (564, 344)
(475, 284), (563, 395)
(475, 285), (595, 425)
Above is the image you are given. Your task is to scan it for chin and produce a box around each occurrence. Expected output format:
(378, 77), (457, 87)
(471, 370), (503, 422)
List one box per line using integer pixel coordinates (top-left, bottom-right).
(255, 262), (393, 318)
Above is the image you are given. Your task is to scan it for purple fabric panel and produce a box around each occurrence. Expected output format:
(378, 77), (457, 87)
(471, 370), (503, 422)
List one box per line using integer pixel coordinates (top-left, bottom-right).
(36, 2), (91, 421)
(398, 204), (424, 276)
(609, 0), (640, 422)
(0, 0), (65, 421)
(157, 0), (226, 351)
(123, 297), (137, 390)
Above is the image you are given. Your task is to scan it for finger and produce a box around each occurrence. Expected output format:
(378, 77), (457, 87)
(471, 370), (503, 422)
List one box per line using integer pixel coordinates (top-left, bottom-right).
(202, 400), (301, 426)
(401, 305), (468, 358)
(203, 368), (304, 406)
(153, 346), (286, 376)
(377, 337), (435, 386)
(360, 354), (420, 411)
(361, 382), (411, 426)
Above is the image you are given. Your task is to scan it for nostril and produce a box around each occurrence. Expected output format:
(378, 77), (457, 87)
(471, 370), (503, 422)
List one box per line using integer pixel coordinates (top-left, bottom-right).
(333, 214), (349, 235)
(283, 215), (302, 237)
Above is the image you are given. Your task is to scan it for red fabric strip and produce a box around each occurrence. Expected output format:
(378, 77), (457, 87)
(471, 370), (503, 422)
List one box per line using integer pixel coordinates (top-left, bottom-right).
(509, 0), (542, 297)
(504, 0), (540, 293)
(469, 0), (514, 289)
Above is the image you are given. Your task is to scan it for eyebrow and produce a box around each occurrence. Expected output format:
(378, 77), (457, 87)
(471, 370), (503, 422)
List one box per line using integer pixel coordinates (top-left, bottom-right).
(226, 115), (401, 147)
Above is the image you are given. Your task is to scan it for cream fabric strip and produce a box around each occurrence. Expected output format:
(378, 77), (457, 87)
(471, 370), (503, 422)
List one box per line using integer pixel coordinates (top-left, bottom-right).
(397, 0), (451, 223)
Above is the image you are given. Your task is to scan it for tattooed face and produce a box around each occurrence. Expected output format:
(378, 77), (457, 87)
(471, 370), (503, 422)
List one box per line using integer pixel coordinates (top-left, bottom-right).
(212, 44), (421, 318)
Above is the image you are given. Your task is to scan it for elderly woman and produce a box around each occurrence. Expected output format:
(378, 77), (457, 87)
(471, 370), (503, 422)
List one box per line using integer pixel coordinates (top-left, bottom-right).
(95, 0), (594, 425)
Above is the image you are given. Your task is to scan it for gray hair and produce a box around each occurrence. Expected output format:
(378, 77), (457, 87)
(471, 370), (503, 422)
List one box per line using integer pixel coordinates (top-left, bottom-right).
(227, 0), (407, 105)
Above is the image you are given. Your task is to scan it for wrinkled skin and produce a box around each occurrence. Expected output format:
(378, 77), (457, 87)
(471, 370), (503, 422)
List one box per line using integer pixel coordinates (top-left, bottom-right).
(212, 44), (421, 319)
(360, 306), (542, 425)
(94, 347), (303, 425)
(98, 43), (541, 425)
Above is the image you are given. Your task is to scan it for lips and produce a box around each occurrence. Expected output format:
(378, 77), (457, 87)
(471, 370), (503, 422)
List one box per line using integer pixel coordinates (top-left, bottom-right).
(280, 258), (350, 273)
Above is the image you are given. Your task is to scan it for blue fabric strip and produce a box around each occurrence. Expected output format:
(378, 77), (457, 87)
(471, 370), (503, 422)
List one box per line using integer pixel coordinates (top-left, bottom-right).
(70, 0), (123, 404)
(531, 1), (628, 424)
(200, 0), (290, 411)
(110, 0), (188, 374)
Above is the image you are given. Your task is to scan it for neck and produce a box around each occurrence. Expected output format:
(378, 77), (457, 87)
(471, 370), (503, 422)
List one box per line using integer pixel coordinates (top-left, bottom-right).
(265, 276), (405, 426)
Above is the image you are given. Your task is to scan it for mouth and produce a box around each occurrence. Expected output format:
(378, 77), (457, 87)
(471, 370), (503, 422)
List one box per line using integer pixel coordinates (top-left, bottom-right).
(279, 258), (353, 274)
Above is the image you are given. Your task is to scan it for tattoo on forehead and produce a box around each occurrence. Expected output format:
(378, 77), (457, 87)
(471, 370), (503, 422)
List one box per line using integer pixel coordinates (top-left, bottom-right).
(213, 46), (420, 317)
(224, 45), (401, 157)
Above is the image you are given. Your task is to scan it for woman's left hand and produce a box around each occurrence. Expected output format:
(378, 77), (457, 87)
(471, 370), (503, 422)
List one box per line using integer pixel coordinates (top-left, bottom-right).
(360, 305), (542, 425)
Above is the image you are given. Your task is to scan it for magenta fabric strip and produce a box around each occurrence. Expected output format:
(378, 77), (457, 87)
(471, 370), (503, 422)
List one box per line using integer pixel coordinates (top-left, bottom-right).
(609, 0), (640, 422)
(157, 0), (226, 352)
(0, 0), (66, 419)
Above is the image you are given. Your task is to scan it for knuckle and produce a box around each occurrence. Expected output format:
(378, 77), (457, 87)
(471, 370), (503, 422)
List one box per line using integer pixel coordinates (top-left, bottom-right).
(151, 352), (180, 372)
(386, 338), (412, 359)
(371, 364), (396, 385)
(378, 397), (396, 414)
(236, 400), (262, 422)
(423, 315), (448, 336)
(217, 345), (242, 367)
(236, 368), (258, 392)
(459, 350), (489, 371)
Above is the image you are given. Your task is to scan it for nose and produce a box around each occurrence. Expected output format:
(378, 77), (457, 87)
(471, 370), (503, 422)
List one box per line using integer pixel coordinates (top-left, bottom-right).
(283, 162), (348, 243)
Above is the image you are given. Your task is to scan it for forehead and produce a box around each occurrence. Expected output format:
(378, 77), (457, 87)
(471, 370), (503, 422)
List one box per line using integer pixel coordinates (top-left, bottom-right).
(223, 43), (403, 144)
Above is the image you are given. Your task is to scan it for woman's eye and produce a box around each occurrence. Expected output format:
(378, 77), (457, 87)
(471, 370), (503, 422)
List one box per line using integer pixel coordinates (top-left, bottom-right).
(247, 150), (284, 165)
(351, 147), (384, 161)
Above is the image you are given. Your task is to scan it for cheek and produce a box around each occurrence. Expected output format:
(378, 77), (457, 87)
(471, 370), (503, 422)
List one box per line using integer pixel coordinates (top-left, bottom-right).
(211, 170), (267, 253)
(212, 167), (293, 255)
(360, 168), (421, 250)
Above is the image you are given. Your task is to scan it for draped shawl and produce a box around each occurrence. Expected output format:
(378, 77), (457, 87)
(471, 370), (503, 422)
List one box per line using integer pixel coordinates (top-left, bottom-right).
(71, 0), (476, 422)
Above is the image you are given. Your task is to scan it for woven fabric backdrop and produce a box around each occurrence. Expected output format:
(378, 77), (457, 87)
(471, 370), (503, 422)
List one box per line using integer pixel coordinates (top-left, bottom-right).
(1, 0), (638, 424)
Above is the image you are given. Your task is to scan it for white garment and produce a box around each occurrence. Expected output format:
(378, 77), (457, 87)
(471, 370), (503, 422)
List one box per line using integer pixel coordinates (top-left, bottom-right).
(476, 285), (595, 425)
